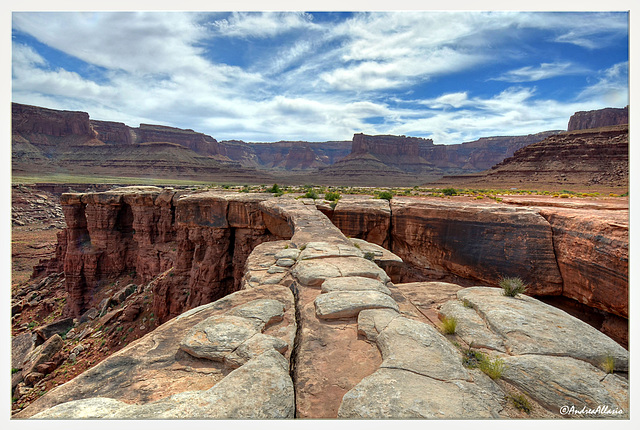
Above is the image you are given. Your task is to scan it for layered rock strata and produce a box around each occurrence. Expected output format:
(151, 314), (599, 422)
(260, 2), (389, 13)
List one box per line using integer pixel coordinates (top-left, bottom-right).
(567, 106), (628, 131)
(48, 189), (628, 344)
(18, 195), (629, 419)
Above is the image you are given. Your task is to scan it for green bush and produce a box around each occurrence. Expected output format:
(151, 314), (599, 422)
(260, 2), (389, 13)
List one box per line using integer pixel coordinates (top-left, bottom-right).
(441, 187), (458, 196)
(601, 353), (616, 374)
(266, 183), (282, 194)
(499, 277), (528, 297)
(324, 191), (341, 201)
(375, 191), (394, 201)
(303, 189), (319, 200)
(363, 251), (375, 261)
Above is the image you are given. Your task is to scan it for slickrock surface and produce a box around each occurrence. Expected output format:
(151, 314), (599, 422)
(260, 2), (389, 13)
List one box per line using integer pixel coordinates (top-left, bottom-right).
(18, 190), (629, 419)
(17, 284), (296, 419)
(439, 287), (629, 417)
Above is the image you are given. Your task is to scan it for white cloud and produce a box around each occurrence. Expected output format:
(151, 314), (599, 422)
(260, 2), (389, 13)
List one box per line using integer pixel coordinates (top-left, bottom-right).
(577, 62), (629, 107)
(210, 12), (316, 38)
(492, 62), (587, 82)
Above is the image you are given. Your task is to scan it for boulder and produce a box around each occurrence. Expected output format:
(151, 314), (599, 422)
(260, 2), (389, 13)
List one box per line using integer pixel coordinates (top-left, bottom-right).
(314, 291), (399, 319)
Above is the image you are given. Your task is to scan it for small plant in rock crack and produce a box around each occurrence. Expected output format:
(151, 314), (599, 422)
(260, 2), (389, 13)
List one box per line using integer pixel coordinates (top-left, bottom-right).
(479, 355), (506, 380)
(462, 298), (474, 308)
(441, 316), (457, 335)
(601, 353), (616, 374)
(499, 277), (528, 297)
(507, 393), (532, 414)
(462, 344), (484, 368)
(363, 251), (376, 261)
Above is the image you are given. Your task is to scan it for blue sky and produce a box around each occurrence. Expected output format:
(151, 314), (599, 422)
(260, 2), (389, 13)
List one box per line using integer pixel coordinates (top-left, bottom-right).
(11, 9), (629, 144)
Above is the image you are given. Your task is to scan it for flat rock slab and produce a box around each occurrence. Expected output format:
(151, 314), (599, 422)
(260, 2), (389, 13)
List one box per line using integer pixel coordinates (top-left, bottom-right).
(298, 241), (363, 260)
(35, 350), (295, 420)
(375, 316), (469, 381)
(292, 257), (391, 287)
(502, 355), (629, 417)
(314, 291), (399, 319)
(338, 367), (503, 419)
(321, 276), (391, 295)
(457, 287), (628, 371)
(227, 299), (285, 328)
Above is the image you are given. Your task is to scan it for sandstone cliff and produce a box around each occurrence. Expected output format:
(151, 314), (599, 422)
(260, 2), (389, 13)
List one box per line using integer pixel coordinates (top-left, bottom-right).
(568, 106), (628, 131)
(38, 189), (628, 346)
(15, 190), (629, 419)
(435, 125), (629, 192)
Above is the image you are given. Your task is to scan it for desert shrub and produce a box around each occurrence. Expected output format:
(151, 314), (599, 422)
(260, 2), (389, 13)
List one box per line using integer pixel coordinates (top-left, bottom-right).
(324, 191), (341, 201)
(375, 190), (394, 201)
(363, 251), (376, 261)
(559, 194), (570, 198)
(330, 201), (338, 210)
(479, 355), (506, 380)
(266, 183), (281, 194)
(507, 393), (532, 414)
(500, 277), (528, 297)
(441, 187), (458, 196)
(601, 353), (616, 374)
(441, 316), (457, 335)
(303, 189), (319, 200)
(462, 298), (474, 308)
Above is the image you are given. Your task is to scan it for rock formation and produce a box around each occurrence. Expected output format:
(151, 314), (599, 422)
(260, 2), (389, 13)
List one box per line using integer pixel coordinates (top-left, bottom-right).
(435, 125), (629, 192)
(316, 131), (561, 186)
(568, 106), (628, 131)
(12, 102), (563, 186)
(36, 189), (628, 346)
(15, 190), (629, 419)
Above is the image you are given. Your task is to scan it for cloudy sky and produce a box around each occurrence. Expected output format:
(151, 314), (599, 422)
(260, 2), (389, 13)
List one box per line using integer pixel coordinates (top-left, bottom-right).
(11, 8), (629, 144)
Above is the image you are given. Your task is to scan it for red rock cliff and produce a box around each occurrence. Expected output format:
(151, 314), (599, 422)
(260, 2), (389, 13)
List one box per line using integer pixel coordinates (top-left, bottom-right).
(568, 106), (628, 131)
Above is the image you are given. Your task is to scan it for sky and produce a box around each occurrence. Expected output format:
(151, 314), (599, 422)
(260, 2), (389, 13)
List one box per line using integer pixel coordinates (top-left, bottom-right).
(11, 7), (630, 145)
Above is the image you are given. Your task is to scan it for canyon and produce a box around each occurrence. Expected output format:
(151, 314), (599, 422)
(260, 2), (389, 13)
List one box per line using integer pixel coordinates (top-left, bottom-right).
(12, 187), (629, 419)
(10, 102), (630, 419)
(13, 102), (563, 186)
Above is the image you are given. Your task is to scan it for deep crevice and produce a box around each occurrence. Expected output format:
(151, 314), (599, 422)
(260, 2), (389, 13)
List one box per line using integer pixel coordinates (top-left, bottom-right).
(287, 281), (303, 418)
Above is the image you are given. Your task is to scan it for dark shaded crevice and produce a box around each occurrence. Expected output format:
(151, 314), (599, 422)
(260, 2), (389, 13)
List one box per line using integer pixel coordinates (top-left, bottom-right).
(287, 281), (303, 418)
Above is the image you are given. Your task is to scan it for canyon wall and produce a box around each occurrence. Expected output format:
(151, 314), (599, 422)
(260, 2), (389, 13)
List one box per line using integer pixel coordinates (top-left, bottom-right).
(567, 106), (628, 131)
(45, 188), (628, 345)
(55, 187), (292, 322)
(17, 191), (629, 420)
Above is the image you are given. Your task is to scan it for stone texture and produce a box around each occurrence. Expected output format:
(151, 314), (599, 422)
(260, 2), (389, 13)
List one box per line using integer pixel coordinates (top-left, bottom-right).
(375, 316), (469, 380)
(439, 300), (506, 352)
(179, 315), (261, 361)
(331, 196), (391, 247)
(502, 355), (629, 417)
(16, 284), (296, 419)
(321, 276), (391, 295)
(456, 287), (628, 371)
(338, 367), (503, 419)
(537, 207), (628, 318)
(314, 290), (399, 319)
